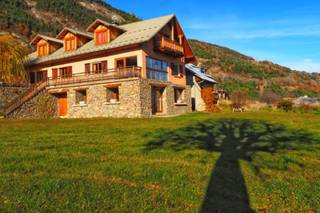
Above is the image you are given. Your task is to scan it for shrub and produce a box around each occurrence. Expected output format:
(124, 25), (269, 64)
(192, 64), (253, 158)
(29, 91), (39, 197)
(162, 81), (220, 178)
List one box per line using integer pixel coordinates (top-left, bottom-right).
(260, 91), (281, 105)
(277, 100), (293, 112)
(231, 90), (248, 109)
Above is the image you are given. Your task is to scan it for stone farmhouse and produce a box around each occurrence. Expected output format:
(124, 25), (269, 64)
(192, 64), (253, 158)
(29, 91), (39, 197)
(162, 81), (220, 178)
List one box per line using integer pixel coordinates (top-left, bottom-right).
(4, 14), (204, 118)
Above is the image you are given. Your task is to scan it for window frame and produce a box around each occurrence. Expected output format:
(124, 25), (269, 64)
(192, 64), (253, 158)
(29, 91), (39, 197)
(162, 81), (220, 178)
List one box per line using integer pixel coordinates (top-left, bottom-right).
(106, 86), (120, 103)
(95, 29), (108, 45)
(75, 89), (88, 105)
(174, 88), (185, 104)
(38, 43), (48, 57)
(64, 37), (76, 51)
(146, 57), (168, 81)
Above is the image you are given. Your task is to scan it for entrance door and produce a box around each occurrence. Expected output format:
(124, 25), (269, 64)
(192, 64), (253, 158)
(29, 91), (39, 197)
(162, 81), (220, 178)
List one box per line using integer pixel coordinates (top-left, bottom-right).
(151, 87), (164, 114)
(58, 93), (68, 117)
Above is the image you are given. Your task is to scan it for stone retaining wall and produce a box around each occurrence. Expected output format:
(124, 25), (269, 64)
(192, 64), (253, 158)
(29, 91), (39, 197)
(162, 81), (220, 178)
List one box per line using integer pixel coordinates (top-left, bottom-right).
(7, 90), (58, 119)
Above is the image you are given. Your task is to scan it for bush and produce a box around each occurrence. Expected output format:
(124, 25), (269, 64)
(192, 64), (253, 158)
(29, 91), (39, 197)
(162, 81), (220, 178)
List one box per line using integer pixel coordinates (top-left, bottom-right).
(231, 90), (248, 109)
(277, 100), (293, 112)
(295, 104), (320, 113)
(260, 91), (281, 105)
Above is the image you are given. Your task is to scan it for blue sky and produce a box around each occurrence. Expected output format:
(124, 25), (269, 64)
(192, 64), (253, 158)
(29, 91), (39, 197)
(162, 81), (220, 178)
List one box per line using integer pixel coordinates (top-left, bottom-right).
(106, 0), (320, 73)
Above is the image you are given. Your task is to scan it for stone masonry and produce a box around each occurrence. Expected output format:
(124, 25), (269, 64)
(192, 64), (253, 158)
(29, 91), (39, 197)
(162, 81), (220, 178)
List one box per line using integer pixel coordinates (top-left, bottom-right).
(7, 78), (192, 119)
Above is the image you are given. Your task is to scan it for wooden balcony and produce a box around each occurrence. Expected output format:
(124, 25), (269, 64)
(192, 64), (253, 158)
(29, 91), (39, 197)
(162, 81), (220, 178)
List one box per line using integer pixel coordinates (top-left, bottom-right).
(47, 66), (142, 87)
(156, 36), (184, 57)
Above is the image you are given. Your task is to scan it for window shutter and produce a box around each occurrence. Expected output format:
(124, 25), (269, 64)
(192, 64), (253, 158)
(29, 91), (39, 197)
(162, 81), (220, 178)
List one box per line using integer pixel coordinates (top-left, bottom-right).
(52, 69), (58, 79)
(102, 61), (108, 72)
(85, 63), (90, 75)
(67, 66), (72, 77)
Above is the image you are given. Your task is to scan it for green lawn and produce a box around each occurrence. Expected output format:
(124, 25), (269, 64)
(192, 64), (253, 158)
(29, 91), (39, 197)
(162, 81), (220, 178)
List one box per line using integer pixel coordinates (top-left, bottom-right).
(0, 112), (319, 212)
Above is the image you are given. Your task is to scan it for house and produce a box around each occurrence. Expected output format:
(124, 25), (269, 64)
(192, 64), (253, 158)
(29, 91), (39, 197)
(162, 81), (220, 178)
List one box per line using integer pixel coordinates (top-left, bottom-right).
(4, 15), (196, 118)
(185, 63), (218, 112)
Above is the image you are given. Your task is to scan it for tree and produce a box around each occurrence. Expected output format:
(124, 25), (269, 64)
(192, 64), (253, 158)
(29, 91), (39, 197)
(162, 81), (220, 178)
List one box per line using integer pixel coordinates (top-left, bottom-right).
(0, 34), (29, 83)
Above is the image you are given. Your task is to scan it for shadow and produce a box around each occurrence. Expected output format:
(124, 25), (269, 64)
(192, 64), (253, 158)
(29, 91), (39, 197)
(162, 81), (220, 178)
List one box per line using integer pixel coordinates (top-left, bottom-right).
(145, 119), (319, 213)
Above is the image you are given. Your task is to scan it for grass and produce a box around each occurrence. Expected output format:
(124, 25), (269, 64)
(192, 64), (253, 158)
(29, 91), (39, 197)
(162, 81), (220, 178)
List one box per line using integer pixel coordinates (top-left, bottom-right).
(0, 112), (319, 212)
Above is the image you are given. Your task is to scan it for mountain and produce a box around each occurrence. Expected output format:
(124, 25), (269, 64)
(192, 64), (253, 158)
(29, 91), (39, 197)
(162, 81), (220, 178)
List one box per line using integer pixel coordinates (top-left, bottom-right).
(0, 0), (139, 41)
(1, 0), (319, 99)
(189, 39), (320, 99)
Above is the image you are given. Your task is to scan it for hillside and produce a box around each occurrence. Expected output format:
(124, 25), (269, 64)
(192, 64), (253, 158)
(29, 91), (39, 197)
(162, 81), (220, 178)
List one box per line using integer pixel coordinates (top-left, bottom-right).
(189, 39), (320, 99)
(0, 0), (139, 41)
(1, 1), (319, 99)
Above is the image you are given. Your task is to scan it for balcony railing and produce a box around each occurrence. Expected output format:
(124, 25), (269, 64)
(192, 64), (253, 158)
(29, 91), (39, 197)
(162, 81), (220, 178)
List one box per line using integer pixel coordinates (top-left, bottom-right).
(156, 36), (184, 57)
(47, 66), (142, 87)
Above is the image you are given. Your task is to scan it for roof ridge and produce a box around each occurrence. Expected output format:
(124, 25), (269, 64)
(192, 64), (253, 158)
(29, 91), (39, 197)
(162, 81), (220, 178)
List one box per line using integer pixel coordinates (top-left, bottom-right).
(120, 14), (175, 27)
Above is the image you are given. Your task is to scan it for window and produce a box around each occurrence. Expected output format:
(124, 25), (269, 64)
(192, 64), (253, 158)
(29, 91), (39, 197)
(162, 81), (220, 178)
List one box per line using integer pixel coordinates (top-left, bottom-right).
(126, 57), (138, 67)
(92, 63), (103, 74)
(75, 90), (87, 105)
(96, 30), (108, 44)
(59, 67), (72, 78)
(64, 38), (76, 51)
(38, 44), (48, 57)
(174, 88), (185, 104)
(115, 56), (138, 69)
(171, 63), (184, 76)
(146, 57), (168, 81)
(36, 70), (47, 82)
(106, 87), (119, 103)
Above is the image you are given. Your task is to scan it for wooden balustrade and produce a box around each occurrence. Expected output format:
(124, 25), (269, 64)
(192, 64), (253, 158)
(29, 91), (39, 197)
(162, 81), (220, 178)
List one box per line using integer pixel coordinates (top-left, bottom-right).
(47, 66), (142, 87)
(157, 36), (184, 57)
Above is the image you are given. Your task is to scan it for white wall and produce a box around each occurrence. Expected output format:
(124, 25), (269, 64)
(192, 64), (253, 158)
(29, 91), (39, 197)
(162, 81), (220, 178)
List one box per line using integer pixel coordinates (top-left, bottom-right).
(39, 50), (144, 78)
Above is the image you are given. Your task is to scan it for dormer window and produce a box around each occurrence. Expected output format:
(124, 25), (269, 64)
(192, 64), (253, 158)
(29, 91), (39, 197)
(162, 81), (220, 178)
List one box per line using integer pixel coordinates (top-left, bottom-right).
(95, 29), (108, 45)
(64, 37), (76, 51)
(31, 34), (63, 58)
(38, 43), (48, 57)
(87, 19), (126, 45)
(56, 28), (93, 52)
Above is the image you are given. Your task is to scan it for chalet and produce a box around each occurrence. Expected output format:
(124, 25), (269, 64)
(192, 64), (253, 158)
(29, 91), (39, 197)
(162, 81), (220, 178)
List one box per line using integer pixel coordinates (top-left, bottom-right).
(4, 15), (196, 118)
(185, 64), (218, 112)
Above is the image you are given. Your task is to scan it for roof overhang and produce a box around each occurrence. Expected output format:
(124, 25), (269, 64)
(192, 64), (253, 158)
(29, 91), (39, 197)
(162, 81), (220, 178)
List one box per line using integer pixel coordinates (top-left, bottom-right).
(30, 34), (63, 46)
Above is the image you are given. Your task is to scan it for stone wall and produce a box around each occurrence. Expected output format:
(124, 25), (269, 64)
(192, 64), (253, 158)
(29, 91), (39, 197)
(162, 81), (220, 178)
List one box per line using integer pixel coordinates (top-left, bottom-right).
(66, 79), (147, 118)
(5, 78), (192, 119)
(0, 85), (29, 107)
(7, 90), (58, 119)
(165, 85), (192, 116)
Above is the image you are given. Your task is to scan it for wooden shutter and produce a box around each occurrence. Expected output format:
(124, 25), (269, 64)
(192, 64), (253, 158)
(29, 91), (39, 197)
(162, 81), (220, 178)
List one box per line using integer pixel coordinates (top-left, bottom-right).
(85, 63), (90, 75)
(102, 61), (108, 72)
(67, 66), (72, 77)
(52, 68), (58, 79)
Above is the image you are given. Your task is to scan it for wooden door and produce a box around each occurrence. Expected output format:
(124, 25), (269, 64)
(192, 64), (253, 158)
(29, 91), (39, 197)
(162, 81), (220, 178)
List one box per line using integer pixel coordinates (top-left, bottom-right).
(151, 87), (163, 114)
(58, 93), (68, 116)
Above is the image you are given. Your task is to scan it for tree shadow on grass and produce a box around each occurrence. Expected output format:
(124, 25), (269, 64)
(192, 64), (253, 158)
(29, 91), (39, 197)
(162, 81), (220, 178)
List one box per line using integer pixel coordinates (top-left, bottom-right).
(145, 119), (320, 213)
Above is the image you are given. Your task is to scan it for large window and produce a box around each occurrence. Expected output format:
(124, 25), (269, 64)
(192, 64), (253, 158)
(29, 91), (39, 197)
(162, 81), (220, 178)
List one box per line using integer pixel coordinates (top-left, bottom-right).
(146, 57), (168, 81)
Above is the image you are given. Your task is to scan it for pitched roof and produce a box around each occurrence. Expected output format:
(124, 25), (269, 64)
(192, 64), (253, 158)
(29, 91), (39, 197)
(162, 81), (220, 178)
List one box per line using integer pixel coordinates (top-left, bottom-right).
(86, 19), (126, 32)
(28, 14), (175, 66)
(185, 63), (217, 84)
(30, 34), (63, 45)
(56, 27), (93, 39)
